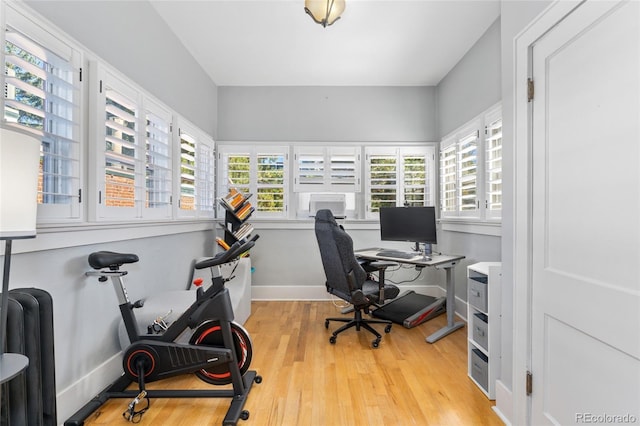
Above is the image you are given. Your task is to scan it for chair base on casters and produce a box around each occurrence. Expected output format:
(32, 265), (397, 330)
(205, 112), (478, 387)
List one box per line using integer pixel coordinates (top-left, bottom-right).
(325, 309), (392, 348)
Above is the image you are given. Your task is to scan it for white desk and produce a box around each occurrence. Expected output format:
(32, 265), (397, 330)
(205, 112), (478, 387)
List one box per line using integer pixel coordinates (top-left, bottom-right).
(354, 248), (465, 343)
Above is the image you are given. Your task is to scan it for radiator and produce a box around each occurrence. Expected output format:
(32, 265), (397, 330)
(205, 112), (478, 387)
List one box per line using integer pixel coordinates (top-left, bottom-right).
(1, 288), (57, 426)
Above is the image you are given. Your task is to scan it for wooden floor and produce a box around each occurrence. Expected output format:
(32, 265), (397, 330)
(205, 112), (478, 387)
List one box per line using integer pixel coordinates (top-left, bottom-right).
(82, 301), (503, 425)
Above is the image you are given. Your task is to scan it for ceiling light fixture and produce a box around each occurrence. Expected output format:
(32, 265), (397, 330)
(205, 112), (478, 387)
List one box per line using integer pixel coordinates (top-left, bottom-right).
(305, 0), (345, 28)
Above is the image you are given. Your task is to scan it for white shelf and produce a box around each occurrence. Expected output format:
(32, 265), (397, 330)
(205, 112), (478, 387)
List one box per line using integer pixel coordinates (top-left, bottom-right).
(467, 262), (501, 399)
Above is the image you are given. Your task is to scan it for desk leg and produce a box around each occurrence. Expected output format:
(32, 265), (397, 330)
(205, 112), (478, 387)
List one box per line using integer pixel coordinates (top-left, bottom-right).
(426, 265), (464, 343)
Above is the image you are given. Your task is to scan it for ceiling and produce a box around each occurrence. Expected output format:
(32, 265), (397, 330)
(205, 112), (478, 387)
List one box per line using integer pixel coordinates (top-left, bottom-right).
(150, 0), (500, 87)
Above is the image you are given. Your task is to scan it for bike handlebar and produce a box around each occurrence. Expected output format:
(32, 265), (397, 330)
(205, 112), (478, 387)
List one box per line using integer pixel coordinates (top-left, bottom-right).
(194, 234), (259, 270)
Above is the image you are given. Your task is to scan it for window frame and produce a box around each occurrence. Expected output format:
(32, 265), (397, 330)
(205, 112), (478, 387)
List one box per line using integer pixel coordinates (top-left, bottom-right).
(174, 118), (215, 220)
(439, 103), (502, 231)
(364, 145), (436, 219)
(293, 145), (361, 193)
(217, 143), (289, 219)
(1, 6), (84, 224)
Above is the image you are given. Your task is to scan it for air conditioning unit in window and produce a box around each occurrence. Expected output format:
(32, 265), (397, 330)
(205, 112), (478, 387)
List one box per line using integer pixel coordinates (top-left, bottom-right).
(309, 194), (346, 219)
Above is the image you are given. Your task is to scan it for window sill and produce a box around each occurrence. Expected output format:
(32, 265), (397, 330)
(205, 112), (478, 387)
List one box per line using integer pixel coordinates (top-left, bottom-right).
(5, 220), (215, 255)
(439, 219), (501, 236)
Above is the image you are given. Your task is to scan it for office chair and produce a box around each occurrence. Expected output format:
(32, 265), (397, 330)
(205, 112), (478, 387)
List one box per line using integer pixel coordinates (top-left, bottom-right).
(314, 209), (400, 348)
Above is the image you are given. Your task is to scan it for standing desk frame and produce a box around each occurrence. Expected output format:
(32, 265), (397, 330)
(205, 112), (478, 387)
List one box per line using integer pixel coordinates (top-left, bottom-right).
(354, 248), (465, 343)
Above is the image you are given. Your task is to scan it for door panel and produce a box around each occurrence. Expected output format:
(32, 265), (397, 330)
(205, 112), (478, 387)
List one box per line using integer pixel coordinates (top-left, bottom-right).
(531, 1), (640, 424)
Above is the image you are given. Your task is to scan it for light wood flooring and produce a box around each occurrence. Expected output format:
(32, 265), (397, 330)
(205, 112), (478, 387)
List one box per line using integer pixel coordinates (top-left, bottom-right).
(81, 301), (503, 425)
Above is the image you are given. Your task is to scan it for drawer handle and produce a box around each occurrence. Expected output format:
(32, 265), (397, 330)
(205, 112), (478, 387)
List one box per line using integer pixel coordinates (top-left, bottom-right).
(474, 327), (485, 336)
(471, 290), (481, 297)
(473, 362), (483, 371)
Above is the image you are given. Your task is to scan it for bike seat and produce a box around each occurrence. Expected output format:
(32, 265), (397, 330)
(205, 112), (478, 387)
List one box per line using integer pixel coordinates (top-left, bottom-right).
(88, 251), (139, 270)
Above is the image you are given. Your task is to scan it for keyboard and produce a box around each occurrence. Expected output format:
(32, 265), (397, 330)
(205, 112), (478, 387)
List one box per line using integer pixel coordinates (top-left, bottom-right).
(376, 250), (418, 259)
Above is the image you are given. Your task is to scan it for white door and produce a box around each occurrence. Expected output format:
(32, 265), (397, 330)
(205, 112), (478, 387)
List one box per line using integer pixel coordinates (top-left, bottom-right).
(530, 1), (640, 424)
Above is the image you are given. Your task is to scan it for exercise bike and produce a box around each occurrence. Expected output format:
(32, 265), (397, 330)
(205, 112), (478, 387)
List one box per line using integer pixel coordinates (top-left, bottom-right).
(65, 235), (262, 426)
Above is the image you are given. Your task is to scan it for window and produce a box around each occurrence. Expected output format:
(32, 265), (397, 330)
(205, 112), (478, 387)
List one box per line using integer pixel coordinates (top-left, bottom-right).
(91, 64), (214, 221)
(2, 14), (82, 222)
(293, 146), (360, 192)
(92, 64), (142, 220)
(176, 120), (215, 219)
(144, 99), (172, 219)
(364, 146), (435, 218)
(485, 113), (502, 220)
(217, 145), (288, 219)
(439, 104), (502, 223)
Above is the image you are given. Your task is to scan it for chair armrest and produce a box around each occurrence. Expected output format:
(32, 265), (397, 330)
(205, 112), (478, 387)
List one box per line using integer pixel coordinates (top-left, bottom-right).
(367, 260), (396, 271)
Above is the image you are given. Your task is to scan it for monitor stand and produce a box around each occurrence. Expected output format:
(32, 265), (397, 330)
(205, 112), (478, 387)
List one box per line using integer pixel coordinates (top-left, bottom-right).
(415, 242), (432, 261)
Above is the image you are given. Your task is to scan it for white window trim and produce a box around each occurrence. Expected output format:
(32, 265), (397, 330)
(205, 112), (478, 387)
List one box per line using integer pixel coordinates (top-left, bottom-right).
(2, 3), (85, 224)
(217, 143), (290, 220)
(439, 102), (502, 236)
(364, 145), (436, 219)
(174, 117), (215, 220)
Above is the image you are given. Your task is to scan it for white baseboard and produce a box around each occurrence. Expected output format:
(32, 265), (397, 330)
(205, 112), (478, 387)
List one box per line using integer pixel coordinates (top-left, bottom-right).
(251, 285), (468, 320)
(493, 379), (513, 426)
(56, 352), (123, 425)
(251, 284), (445, 301)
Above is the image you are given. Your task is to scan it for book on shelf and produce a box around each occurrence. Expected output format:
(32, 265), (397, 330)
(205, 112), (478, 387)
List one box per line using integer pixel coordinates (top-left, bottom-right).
(235, 202), (253, 220)
(216, 237), (230, 250)
(234, 223), (254, 240)
(220, 190), (246, 211)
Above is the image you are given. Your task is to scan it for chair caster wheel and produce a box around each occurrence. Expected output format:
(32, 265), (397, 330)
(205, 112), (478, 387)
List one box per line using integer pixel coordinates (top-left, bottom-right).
(241, 410), (250, 420)
(254, 375), (263, 384)
(384, 325), (392, 333)
(324, 320), (329, 329)
(329, 336), (337, 344)
(372, 340), (380, 348)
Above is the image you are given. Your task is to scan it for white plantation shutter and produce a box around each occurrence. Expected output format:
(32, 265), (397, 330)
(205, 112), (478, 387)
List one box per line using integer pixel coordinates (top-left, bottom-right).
(256, 150), (286, 215)
(3, 25), (82, 221)
(94, 67), (143, 220)
(176, 121), (215, 218)
(105, 88), (140, 207)
(328, 147), (359, 191)
(294, 146), (360, 192)
(365, 146), (435, 218)
(196, 139), (215, 214)
(458, 130), (479, 215)
(294, 147), (324, 190)
(366, 149), (397, 214)
(440, 139), (457, 216)
(144, 100), (172, 218)
(485, 116), (502, 219)
(439, 104), (502, 223)
(401, 149), (431, 206)
(218, 145), (288, 218)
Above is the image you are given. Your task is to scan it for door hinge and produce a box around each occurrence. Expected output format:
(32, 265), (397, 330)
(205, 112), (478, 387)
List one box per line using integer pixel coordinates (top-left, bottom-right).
(526, 371), (533, 395)
(527, 78), (534, 102)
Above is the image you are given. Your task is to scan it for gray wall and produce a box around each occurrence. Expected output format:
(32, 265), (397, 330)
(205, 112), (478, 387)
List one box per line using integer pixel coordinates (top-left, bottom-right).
(437, 18), (502, 138)
(219, 86), (437, 141)
(218, 85), (442, 293)
(434, 18), (502, 302)
(25, 0), (218, 136)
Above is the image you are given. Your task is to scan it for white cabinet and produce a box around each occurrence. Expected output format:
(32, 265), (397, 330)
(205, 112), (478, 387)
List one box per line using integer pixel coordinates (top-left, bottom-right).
(467, 262), (501, 399)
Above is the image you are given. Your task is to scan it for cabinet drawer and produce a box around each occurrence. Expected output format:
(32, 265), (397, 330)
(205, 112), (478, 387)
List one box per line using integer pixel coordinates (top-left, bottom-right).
(471, 348), (489, 391)
(468, 276), (488, 311)
(472, 312), (488, 350)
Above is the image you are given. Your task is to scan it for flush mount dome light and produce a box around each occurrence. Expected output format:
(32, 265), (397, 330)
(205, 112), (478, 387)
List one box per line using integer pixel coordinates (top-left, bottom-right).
(305, 0), (345, 28)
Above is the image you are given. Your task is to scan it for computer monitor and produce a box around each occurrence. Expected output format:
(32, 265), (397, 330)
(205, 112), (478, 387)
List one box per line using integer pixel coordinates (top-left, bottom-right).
(379, 206), (437, 253)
